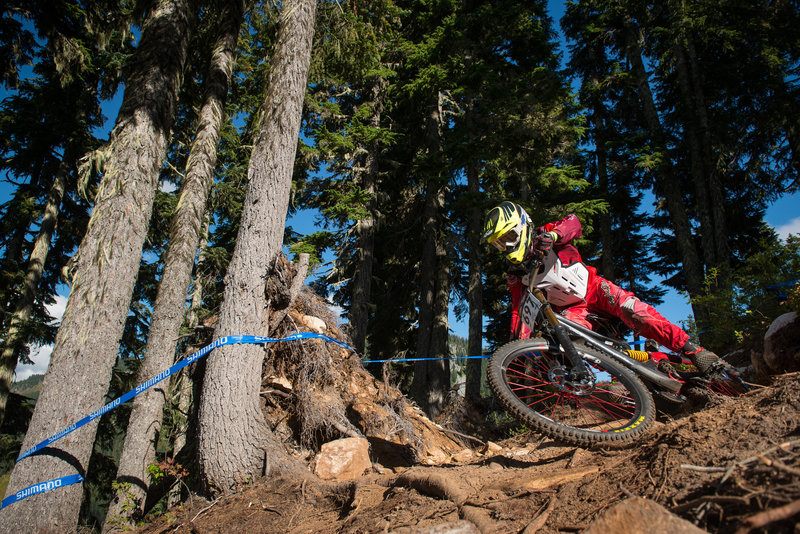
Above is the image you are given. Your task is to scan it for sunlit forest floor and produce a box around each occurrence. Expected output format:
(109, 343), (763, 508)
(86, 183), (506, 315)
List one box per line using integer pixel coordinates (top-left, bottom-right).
(134, 373), (800, 534)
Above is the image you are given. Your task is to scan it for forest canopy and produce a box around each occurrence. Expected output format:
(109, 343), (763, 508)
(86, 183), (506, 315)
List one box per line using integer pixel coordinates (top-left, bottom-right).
(0, 0), (798, 531)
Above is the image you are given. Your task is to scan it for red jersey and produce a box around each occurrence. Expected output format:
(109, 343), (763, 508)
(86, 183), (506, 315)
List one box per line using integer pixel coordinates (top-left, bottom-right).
(538, 214), (584, 267)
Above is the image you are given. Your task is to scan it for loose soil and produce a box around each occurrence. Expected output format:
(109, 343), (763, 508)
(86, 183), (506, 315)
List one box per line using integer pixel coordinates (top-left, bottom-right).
(135, 372), (800, 534)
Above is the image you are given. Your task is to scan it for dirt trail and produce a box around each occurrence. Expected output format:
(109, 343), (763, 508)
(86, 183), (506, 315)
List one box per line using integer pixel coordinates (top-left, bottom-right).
(136, 373), (800, 534)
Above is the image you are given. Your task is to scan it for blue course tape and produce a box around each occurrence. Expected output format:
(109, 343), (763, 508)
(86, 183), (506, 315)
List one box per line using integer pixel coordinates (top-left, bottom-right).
(0, 474), (84, 510)
(3, 332), (353, 511)
(365, 355), (491, 364)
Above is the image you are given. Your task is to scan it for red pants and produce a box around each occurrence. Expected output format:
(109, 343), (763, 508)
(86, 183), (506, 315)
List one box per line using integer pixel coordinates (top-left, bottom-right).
(509, 273), (690, 352)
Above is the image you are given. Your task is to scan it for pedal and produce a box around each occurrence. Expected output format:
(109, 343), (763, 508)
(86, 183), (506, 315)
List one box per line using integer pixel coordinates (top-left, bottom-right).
(654, 390), (686, 404)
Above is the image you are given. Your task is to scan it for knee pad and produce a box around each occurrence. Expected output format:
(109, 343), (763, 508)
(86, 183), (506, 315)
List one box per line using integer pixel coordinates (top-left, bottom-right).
(620, 296), (647, 324)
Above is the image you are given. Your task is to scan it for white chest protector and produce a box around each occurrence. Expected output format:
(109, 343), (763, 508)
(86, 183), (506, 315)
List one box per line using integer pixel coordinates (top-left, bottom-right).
(524, 251), (589, 307)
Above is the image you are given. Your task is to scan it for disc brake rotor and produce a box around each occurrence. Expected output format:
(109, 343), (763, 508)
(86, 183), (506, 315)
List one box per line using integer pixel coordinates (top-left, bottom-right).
(548, 365), (596, 396)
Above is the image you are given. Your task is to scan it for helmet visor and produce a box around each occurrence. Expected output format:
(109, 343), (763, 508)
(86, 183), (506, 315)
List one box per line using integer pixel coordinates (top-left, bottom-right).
(489, 224), (522, 252)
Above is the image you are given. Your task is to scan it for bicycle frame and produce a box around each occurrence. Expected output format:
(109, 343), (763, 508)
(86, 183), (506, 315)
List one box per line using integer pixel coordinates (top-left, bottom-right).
(521, 257), (684, 395)
(557, 315), (684, 394)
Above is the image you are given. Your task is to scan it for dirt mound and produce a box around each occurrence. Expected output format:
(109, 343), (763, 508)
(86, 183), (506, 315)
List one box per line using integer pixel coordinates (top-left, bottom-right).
(134, 372), (800, 534)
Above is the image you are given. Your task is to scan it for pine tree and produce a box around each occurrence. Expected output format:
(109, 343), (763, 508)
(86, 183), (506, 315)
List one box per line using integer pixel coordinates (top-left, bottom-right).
(0, 0), (192, 529)
(104, 1), (244, 526)
(197, 0), (316, 492)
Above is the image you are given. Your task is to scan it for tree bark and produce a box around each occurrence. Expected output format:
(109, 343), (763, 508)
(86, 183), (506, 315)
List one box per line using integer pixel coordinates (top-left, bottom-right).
(412, 94), (450, 419)
(166, 366), (192, 509)
(684, 34), (728, 272)
(349, 77), (386, 355)
(781, 94), (800, 183)
(0, 154), (69, 426)
(589, 84), (615, 281)
(197, 0), (316, 493)
(430, 186), (451, 409)
(104, 2), (243, 528)
(673, 40), (715, 270)
(0, 1), (192, 531)
(464, 94), (483, 402)
(621, 20), (705, 314)
(465, 159), (483, 402)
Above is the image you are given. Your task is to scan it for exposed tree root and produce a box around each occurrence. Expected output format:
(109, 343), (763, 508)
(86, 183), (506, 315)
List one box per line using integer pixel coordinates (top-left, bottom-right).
(734, 498), (800, 534)
(522, 495), (557, 534)
(393, 469), (498, 533)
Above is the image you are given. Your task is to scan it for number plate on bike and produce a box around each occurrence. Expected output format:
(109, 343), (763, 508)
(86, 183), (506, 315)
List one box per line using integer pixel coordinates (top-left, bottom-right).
(520, 291), (542, 332)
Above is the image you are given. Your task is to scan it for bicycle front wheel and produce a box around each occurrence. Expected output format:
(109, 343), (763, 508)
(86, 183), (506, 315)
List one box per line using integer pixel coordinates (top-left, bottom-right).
(488, 338), (655, 446)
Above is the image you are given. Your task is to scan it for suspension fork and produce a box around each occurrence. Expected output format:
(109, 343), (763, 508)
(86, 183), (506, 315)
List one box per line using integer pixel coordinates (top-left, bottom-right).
(528, 287), (592, 381)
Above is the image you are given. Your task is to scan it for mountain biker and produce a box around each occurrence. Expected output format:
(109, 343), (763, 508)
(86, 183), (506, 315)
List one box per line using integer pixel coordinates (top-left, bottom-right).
(481, 200), (732, 378)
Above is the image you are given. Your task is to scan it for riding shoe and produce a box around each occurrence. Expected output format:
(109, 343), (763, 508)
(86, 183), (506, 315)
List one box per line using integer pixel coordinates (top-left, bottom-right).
(681, 341), (739, 379)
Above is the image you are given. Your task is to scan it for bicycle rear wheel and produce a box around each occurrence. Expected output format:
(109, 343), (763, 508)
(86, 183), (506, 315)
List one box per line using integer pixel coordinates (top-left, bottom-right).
(488, 338), (655, 446)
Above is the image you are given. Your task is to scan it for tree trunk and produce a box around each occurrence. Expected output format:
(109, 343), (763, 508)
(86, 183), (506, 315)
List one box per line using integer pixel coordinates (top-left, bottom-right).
(430, 186), (451, 409)
(621, 20), (706, 316)
(0, 155), (69, 426)
(465, 158), (483, 402)
(168, 237), (207, 510)
(104, 2), (242, 528)
(197, 0), (316, 493)
(684, 34), (729, 272)
(0, 195), (32, 314)
(350, 77), (386, 355)
(412, 94), (450, 419)
(464, 94), (483, 402)
(166, 366), (192, 509)
(673, 41), (715, 270)
(781, 95), (800, 182)
(0, 1), (192, 531)
(590, 92), (615, 281)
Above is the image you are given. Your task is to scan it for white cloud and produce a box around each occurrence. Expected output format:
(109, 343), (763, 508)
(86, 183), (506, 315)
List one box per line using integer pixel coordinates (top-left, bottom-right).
(13, 294), (68, 382)
(159, 179), (178, 193)
(15, 344), (53, 381)
(47, 294), (68, 324)
(775, 216), (800, 241)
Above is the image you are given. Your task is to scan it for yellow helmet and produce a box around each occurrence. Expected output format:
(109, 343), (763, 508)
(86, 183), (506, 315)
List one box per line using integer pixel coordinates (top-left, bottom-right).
(481, 201), (532, 264)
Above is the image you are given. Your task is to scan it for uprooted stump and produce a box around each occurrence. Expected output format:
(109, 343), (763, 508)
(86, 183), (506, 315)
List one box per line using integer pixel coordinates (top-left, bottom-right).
(262, 255), (462, 472)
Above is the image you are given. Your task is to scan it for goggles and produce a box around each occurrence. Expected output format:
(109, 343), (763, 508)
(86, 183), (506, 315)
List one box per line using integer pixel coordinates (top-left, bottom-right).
(489, 222), (523, 252)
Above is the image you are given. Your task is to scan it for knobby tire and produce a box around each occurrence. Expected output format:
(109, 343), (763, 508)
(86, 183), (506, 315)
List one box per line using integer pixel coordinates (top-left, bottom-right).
(488, 338), (655, 446)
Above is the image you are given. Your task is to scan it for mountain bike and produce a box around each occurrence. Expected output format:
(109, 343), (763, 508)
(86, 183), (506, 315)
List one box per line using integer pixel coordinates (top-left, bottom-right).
(487, 254), (746, 446)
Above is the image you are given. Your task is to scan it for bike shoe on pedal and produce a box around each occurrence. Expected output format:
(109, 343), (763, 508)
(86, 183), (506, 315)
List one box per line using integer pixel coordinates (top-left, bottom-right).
(681, 341), (739, 379)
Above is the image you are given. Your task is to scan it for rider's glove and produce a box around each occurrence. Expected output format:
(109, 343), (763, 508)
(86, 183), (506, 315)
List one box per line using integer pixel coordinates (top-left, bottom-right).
(534, 231), (558, 256)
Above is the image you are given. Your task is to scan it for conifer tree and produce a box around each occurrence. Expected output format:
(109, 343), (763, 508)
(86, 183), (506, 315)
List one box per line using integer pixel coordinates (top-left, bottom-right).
(298, 0), (401, 356)
(0, 1), (192, 529)
(560, 0), (796, 349)
(0, 1), (133, 426)
(197, 0), (316, 492)
(104, 1), (244, 526)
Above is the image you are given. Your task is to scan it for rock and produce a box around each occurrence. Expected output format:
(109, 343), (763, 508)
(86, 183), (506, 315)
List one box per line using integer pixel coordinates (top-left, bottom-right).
(301, 314), (327, 333)
(584, 497), (707, 534)
(265, 375), (292, 392)
(421, 448), (450, 465)
(761, 311), (800, 373)
(314, 437), (371, 481)
(482, 441), (503, 455)
(450, 449), (474, 463)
